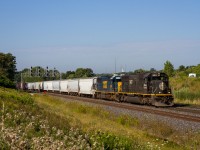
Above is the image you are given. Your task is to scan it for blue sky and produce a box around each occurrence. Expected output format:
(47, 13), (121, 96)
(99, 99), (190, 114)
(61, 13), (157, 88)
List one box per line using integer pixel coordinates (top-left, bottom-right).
(0, 0), (200, 73)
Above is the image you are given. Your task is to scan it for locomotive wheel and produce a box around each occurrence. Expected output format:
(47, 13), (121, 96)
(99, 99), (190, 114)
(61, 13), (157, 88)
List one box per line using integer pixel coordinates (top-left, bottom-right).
(113, 94), (121, 102)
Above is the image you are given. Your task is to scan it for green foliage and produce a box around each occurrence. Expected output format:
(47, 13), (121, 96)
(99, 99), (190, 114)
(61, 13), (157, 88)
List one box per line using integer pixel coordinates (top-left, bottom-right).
(65, 68), (94, 79)
(0, 88), (148, 149)
(164, 60), (174, 77)
(0, 52), (16, 88)
(65, 71), (75, 78)
(89, 130), (142, 150)
(75, 68), (94, 78)
(0, 136), (10, 150)
(170, 77), (200, 103)
(0, 75), (15, 88)
(134, 68), (147, 74)
(0, 87), (34, 105)
(174, 89), (200, 100)
(35, 94), (196, 149)
(191, 64), (200, 77)
(174, 64), (200, 78)
(18, 66), (62, 82)
(21, 76), (43, 82)
(18, 67), (95, 81)
(178, 65), (185, 72)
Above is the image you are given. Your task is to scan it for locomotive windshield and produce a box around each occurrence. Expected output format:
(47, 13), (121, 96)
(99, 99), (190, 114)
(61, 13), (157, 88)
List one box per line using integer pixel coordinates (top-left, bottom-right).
(151, 73), (168, 82)
(151, 76), (167, 81)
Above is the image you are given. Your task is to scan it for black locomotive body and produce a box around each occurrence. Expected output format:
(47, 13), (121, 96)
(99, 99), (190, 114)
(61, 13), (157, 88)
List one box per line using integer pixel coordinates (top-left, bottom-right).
(96, 72), (174, 106)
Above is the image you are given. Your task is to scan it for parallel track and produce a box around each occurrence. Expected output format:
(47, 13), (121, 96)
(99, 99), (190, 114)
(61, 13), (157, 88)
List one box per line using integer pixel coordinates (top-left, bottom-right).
(47, 93), (200, 123)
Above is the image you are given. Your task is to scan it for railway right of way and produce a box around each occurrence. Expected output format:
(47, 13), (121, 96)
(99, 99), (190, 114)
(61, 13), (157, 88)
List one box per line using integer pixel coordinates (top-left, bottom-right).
(47, 93), (200, 124)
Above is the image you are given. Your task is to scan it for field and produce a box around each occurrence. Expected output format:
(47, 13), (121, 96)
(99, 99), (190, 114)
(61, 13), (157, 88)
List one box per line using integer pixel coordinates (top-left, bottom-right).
(0, 87), (200, 149)
(170, 77), (200, 105)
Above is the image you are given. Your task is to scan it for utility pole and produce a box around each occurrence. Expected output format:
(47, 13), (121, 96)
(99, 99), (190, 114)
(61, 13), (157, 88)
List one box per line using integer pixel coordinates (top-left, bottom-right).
(115, 57), (116, 74)
(21, 73), (23, 89)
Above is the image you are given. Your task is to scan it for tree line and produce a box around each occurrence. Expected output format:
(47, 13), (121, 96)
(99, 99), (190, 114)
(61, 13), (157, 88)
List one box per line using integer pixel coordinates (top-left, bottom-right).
(0, 52), (199, 88)
(163, 60), (200, 78)
(16, 67), (95, 82)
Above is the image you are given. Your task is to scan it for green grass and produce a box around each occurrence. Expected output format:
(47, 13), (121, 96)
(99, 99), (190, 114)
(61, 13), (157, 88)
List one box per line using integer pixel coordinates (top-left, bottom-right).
(170, 77), (200, 105)
(0, 87), (34, 105)
(1, 87), (200, 149)
(0, 88), (146, 149)
(35, 94), (198, 150)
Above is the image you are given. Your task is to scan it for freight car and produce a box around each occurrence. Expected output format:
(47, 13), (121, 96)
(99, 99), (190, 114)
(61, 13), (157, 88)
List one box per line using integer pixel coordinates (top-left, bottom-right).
(24, 72), (174, 107)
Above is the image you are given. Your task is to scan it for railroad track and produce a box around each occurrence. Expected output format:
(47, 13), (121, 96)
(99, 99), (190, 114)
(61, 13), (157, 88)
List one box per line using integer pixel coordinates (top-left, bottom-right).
(47, 93), (200, 123)
(167, 106), (200, 115)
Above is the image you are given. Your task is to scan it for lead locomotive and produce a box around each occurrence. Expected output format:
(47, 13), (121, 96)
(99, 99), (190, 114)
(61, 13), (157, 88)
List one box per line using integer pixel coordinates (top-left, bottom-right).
(95, 72), (174, 106)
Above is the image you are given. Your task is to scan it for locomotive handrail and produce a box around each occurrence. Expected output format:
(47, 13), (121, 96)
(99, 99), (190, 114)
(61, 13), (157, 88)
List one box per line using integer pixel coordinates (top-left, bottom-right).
(95, 91), (173, 97)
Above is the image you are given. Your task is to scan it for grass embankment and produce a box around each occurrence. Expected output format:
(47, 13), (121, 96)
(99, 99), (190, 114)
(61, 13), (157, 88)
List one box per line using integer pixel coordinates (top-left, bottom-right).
(0, 87), (200, 149)
(170, 77), (200, 105)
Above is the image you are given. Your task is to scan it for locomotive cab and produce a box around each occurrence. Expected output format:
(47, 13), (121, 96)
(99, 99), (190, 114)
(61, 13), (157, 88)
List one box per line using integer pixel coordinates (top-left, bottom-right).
(145, 73), (174, 106)
(145, 72), (171, 94)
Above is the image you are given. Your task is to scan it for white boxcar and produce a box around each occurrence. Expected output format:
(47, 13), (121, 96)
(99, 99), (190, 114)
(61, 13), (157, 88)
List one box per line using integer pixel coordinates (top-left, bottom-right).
(27, 83), (31, 90)
(27, 82), (35, 90)
(35, 82), (43, 90)
(79, 78), (97, 95)
(68, 79), (79, 94)
(43, 81), (53, 91)
(60, 80), (69, 93)
(52, 80), (60, 92)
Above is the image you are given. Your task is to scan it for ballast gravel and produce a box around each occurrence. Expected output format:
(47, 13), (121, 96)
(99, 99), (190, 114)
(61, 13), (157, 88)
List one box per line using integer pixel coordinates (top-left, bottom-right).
(50, 95), (200, 134)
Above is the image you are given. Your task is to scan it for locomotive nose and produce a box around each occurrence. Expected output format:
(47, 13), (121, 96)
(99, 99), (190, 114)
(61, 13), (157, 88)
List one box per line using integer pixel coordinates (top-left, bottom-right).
(159, 82), (166, 91)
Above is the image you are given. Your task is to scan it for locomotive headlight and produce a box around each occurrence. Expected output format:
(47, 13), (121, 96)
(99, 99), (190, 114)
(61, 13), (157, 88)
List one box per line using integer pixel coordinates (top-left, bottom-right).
(143, 83), (147, 89)
(159, 82), (166, 91)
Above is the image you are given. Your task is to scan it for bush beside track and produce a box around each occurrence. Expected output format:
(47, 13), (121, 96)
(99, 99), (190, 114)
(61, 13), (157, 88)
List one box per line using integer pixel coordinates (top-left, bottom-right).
(170, 77), (200, 105)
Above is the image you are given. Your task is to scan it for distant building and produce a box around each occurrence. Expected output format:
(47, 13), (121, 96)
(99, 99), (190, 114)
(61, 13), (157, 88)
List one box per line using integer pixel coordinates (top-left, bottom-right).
(188, 73), (196, 78)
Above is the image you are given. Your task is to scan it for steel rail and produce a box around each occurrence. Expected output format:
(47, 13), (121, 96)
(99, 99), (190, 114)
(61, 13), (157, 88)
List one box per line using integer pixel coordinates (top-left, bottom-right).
(46, 93), (200, 123)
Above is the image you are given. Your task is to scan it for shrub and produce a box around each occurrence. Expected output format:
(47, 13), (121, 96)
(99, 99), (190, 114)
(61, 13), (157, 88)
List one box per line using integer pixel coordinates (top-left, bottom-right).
(0, 87), (34, 105)
(174, 90), (200, 100)
(89, 130), (144, 150)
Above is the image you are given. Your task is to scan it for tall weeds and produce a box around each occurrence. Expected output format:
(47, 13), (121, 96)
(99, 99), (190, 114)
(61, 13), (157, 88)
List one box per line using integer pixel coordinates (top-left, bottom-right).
(1, 87), (199, 149)
(0, 88), (146, 149)
(170, 77), (200, 104)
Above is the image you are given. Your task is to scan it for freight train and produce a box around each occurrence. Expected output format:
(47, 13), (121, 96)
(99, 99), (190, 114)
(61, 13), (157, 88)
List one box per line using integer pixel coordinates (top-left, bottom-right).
(19, 72), (174, 107)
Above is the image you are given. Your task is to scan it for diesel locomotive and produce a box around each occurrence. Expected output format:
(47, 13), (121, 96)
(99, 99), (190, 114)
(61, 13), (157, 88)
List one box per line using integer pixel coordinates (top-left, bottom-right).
(95, 72), (174, 106)
(23, 72), (174, 107)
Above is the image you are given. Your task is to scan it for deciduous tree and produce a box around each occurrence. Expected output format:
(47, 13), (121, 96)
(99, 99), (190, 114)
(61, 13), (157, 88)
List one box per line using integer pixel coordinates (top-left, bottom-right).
(163, 60), (174, 77)
(0, 52), (16, 87)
